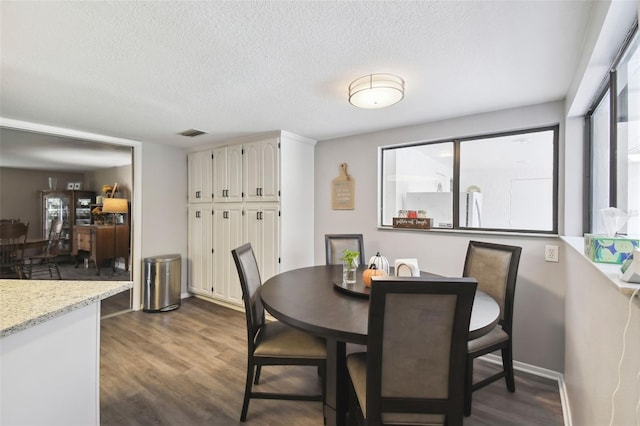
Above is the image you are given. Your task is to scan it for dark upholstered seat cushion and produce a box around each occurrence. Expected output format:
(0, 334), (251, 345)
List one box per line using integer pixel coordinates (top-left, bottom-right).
(467, 325), (509, 353)
(254, 321), (326, 359)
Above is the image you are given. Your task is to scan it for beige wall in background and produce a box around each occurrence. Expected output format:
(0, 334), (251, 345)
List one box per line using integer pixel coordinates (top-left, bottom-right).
(0, 168), (85, 239)
(0, 163), (132, 240)
(87, 164), (132, 200)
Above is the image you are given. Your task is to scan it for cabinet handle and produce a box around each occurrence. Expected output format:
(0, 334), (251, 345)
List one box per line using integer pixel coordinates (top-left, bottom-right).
(196, 211), (201, 218)
(195, 191), (200, 198)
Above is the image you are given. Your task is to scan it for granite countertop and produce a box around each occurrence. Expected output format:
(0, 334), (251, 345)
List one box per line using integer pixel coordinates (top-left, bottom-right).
(0, 279), (133, 338)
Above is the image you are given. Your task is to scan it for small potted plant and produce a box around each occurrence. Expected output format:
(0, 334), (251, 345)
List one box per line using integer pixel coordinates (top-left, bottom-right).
(341, 249), (360, 284)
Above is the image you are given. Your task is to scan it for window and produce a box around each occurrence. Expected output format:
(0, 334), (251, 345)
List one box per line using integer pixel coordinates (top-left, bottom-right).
(380, 126), (559, 234)
(587, 23), (639, 236)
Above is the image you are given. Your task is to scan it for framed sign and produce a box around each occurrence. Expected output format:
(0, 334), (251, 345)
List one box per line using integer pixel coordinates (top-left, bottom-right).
(67, 182), (75, 190)
(332, 163), (354, 210)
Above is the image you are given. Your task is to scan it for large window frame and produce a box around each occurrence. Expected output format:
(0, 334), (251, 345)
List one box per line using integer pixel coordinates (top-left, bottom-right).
(379, 125), (559, 234)
(585, 20), (639, 236)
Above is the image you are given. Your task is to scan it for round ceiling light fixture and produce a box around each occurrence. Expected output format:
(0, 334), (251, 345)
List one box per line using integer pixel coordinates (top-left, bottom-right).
(348, 73), (405, 109)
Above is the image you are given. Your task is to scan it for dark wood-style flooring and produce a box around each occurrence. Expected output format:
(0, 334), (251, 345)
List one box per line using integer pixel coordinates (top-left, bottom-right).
(100, 297), (564, 426)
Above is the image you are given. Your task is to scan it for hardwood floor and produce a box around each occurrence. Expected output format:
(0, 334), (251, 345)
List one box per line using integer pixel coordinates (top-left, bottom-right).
(100, 297), (564, 425)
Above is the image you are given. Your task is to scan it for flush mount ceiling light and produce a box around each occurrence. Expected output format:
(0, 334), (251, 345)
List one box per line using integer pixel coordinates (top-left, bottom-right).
(348, 73), (405, 109)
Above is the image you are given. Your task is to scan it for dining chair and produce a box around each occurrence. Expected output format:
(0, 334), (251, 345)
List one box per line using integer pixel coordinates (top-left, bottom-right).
(346, 276), (477, 426)
(24, 219), (64, 280)
(231, 243), (327, 422)
(325, 233), (365, 266)
(463, 240), (522, 416)
(0, 221), (29, 279)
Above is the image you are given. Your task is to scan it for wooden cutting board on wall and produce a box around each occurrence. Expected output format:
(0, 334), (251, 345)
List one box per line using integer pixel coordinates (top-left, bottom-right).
(331, 163), (354, 210)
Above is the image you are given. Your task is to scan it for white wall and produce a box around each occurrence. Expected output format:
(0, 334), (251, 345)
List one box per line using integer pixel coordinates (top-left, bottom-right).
(562, 241), (640, 426)
(562, 1), (640, 423)
(140, 142), (188, 299)
(315, 101), (567, 372)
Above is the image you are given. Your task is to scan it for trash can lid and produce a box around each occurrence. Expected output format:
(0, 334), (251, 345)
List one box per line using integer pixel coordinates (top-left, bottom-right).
(144, 254), (181, 263)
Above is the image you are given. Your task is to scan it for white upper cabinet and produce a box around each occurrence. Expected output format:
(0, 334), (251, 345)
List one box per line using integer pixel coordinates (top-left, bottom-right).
(243, 138), (279, 202)
(213, 145), (243, 203)
(188, 150), (213, 203)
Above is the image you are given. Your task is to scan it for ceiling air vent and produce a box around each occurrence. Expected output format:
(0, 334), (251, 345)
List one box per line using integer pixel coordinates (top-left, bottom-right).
(179, 129), (207, 137)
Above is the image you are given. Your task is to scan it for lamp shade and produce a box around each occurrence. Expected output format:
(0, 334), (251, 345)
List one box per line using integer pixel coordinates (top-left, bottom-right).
(102, 198), (128, 214)
(348, 73), (404, 109)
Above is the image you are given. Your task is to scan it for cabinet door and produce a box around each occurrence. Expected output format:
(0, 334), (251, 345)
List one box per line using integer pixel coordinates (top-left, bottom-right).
(243, 142), (261, 202)
(42, 191), (72, 253)
(212, 147), (228, 202)
(243, 204), (280, 282)
(243, 138), (279, 203)
(259, 205), (280, 281)
(212, 205), (243, 304)
(226, 144), (243, 203)
(188, 205), (213, 296)
(260, 138), (280, 202)
(188, 151), (213, 203)
(226, 207), (243, 304)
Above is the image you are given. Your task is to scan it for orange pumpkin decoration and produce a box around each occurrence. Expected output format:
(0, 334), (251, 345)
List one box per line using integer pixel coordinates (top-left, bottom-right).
(362, 264), (387, 287)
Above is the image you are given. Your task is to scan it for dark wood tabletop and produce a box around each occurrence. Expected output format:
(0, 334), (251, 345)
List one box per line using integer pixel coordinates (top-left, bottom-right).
(260, 264), (501, 426)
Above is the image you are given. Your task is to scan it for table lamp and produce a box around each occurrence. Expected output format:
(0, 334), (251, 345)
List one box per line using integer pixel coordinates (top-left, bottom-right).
(101, 198), (128, 273)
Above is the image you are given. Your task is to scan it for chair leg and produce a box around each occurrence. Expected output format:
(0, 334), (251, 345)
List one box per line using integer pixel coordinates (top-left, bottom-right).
(464, 355), (474, 417)
(240, 361), (255, 422)
(502, 343), (516, 392)
(53, 263), (61, 279)
(253, 365), (262, 385)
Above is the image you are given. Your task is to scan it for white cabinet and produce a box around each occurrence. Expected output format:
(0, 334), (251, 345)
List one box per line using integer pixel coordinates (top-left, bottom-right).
(213, 145), (243, 203)
(243, 138), (279, 202)
(188, 150), (213, 203)
(212, 205), (243, 305)
(188, 205), (213, 296)
(244, 204), (280, 282)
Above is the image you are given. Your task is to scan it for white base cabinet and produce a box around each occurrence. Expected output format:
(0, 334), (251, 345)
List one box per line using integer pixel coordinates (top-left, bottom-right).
(244, 204), (280, 282)
(188, 205), (213, 296)
(212, 204), (243, 304)
(187, 131), (315, 307)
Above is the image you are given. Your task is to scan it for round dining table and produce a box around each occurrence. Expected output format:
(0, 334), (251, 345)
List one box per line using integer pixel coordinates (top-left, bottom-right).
(260, 264), (500, 426)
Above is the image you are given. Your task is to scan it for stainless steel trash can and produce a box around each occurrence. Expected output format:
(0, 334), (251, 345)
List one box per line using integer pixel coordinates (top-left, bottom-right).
(143, 254), (181, 312)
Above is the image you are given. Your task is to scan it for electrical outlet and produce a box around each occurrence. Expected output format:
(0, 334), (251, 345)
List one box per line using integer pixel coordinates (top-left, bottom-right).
(545, 245), (559, 263)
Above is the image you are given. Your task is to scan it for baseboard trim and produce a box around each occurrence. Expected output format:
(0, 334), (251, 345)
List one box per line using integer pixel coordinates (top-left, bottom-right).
(481, 354), (571, 426)
(191, 294), (245, 313)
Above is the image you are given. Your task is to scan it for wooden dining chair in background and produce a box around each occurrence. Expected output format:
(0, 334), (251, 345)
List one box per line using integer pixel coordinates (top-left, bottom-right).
(24, 219), (64, 280)
(231, 243), (327, 422)
(346, 277), (477, 426)
(324, 233), (365, 265)
(463, 240), (522, 416)
(0, 221), (29, 279)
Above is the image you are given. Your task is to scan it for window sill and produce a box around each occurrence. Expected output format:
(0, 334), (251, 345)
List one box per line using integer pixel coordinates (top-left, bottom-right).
(561, 236), (640, 295)
(377, 225), (559, 238)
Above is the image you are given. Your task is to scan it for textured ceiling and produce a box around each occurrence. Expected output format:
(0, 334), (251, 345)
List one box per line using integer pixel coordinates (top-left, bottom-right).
(0, 1), (594, 161)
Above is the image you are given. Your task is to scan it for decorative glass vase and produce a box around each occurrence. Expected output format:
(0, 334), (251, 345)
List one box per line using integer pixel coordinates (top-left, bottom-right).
(343, 259), (358, 284)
